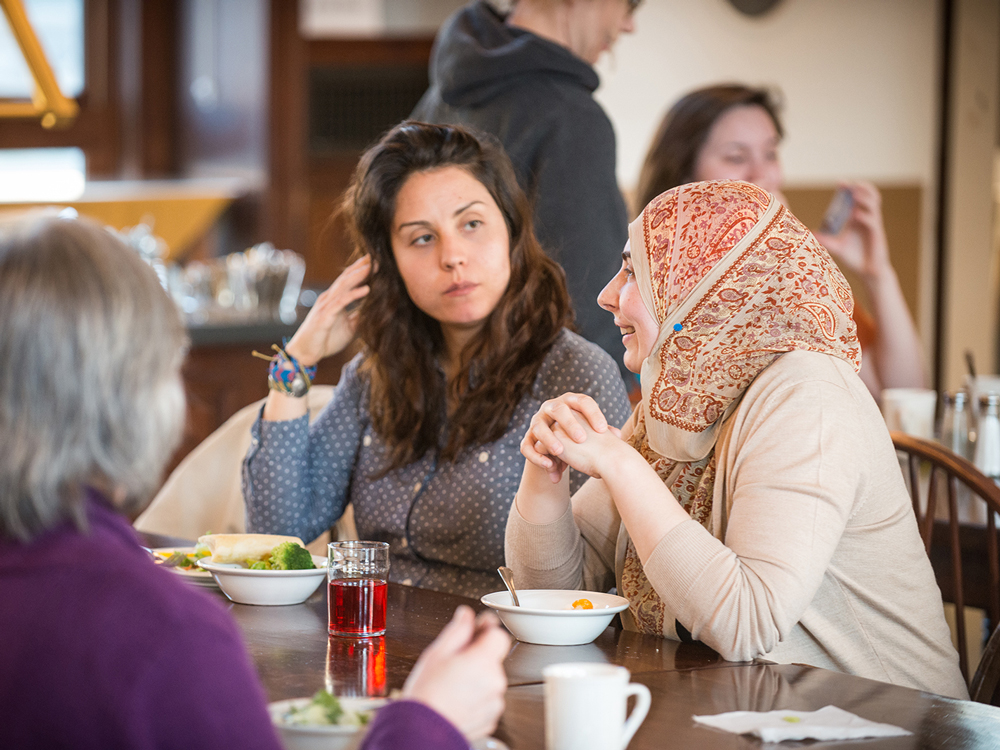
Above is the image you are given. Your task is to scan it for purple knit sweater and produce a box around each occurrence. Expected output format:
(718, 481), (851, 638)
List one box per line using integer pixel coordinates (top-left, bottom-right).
(0, 491), (467, 750)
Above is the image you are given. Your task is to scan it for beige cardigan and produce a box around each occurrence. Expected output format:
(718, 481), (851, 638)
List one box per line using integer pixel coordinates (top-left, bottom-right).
(505, 350), (968, 699)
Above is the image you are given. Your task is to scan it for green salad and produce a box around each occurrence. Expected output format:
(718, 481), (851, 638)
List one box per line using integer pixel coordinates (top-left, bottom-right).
(155, 539), (211, 571)
(282, 690), (373, 727)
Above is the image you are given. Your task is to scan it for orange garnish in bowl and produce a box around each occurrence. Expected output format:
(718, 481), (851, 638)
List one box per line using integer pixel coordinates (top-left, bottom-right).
(571, 598), (593, 610)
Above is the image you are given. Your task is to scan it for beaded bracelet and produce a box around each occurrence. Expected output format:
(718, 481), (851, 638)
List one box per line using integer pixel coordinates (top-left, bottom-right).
(252, 343), (317, 398)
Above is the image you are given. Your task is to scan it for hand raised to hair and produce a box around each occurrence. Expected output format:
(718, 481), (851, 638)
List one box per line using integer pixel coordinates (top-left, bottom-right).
(284, 255), (372, 367)
(814, 182), (892, 284)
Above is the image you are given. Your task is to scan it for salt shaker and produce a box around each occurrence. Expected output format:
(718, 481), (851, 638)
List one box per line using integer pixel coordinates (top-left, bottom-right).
(939, 390), (973, 460)
(974, 393), (1000, 482)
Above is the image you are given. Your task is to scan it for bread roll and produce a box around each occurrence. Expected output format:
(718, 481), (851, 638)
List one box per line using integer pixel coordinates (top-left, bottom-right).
(198, 533), (306, 564)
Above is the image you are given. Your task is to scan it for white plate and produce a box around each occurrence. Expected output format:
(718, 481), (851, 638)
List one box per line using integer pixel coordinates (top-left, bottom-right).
(481, 589), (629, 646)
(152, 547), (216, 587)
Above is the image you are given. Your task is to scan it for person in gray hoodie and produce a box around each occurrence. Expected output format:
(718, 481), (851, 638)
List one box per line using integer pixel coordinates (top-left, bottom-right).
(412, 0), (640, 382)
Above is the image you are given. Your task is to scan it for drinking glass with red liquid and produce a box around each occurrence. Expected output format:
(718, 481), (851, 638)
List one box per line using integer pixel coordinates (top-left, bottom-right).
(327, 541), (390, 637)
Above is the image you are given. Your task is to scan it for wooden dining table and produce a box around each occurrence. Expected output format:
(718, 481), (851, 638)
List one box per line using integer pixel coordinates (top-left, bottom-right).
(145, 533), (1000, 750)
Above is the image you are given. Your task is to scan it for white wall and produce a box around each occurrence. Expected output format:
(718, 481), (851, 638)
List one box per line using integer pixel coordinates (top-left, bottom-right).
(595, 0), (940, 189)
(940, 0), (1000, 390)
(348, 0), (941, 188)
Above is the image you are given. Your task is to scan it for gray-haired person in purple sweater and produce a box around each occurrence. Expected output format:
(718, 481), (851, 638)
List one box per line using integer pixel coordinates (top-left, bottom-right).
(0, 215), (509, 750)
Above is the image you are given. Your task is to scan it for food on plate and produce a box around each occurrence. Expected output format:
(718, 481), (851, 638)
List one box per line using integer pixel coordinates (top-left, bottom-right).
(154, 538), (211, 571)
(279, 690), (374, 727)
(197, 533), (311, 567)
(247, 541), (315, 570)
(571, 598), (594, 610)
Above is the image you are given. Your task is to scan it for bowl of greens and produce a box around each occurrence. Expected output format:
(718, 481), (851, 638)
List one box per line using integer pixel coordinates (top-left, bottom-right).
(268, 691), (386, 750)
(197, 534), (326, 606)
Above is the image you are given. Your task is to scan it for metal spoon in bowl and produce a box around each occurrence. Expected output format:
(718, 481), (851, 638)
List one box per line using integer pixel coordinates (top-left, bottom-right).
(497, 565), (520, 607)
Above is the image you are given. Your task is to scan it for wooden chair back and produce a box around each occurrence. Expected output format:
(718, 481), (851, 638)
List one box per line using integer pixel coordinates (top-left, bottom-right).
(890, 431), (1000, 702)
(970, 621), (1000, 705)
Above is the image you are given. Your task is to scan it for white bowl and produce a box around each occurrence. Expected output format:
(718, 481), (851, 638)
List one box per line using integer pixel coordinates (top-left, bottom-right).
(268, 696), (387, 750)
(480, 589), (629, 646)
(198, 555), (327, 606)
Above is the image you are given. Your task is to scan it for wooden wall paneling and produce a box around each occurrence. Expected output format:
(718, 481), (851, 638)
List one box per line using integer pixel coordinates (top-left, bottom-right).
(301, 37), (435, 286)
(308, 37), (435, 67)
(0, 107), (114, 156)
(137, 0), (179, 175)
(116, 0), (141, 176)
(177, 0), (269, 176)
(267, 0), (308, 255)
(84, 0), (119, 175)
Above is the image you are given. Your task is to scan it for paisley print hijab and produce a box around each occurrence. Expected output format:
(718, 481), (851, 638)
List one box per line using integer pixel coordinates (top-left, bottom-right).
(619, 180), (861, 636)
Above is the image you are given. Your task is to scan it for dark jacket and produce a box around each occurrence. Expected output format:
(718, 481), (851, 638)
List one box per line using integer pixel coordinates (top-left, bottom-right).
(411, 1), (629, 380)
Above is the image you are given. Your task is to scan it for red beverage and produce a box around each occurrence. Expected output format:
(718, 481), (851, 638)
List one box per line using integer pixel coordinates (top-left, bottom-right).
(329, 578), (387, 637)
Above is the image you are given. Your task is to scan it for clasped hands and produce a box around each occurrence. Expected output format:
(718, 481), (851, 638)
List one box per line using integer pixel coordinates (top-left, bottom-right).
(520, 392), (625, 483)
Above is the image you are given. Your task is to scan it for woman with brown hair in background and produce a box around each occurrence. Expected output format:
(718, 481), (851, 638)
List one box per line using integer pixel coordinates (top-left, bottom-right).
(634, 84), (925, 400)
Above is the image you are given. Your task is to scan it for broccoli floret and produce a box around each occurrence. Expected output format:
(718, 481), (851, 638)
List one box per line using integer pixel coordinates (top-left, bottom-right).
(311, 690), (344, 725)
(249, 560), (269, 570)
(270, 542), (315, 570)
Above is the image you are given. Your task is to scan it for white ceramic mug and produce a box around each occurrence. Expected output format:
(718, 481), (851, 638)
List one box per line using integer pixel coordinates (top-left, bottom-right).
(543, 662), (651, 750)
(881, 387), (937, 439)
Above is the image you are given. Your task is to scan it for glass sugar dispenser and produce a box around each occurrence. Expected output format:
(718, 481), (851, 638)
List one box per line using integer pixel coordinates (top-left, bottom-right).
(939, 390), (974, 461)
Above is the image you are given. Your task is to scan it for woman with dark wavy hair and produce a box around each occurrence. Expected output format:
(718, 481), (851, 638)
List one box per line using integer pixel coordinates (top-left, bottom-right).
(244, 121), (630, 598)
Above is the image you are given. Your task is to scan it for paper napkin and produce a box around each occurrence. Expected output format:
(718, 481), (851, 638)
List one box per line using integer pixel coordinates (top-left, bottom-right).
(692, 705), (912, 742)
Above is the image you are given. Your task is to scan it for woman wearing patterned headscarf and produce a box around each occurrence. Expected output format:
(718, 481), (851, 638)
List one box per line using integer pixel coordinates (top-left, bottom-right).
(504, 180), (967, 699)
